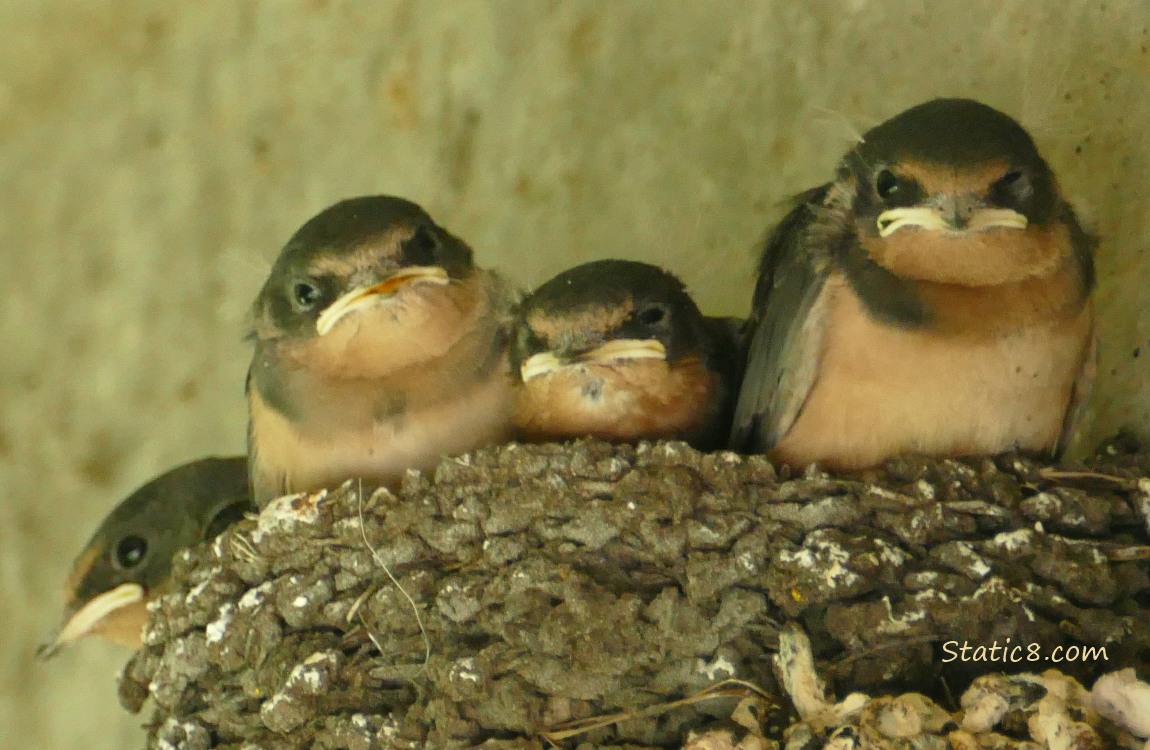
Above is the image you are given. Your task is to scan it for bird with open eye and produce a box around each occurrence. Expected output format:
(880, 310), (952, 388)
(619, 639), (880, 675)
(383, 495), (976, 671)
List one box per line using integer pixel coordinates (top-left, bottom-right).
(511, 260), (743, 450)
(731, 98), (1096, 470)
(246, 195), (518, 506)
(39, 456), (252, 657)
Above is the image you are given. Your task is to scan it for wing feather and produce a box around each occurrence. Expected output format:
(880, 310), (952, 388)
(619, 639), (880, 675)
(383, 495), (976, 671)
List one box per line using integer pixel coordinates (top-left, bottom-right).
(730, 186), (835, 452)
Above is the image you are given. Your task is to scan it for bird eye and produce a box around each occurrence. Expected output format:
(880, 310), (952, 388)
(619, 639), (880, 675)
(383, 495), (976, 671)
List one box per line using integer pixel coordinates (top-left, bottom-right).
(995, 170), (1033, 202)
(114, 535), (148, 569)
(874, 169), (900, 199)
(292, 280), (321, 310)
(403, 225), (439, 266)
(637, 305), (668, 326)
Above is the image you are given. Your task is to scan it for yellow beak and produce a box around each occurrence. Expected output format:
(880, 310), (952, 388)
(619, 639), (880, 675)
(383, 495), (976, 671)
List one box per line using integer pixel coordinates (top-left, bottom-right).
(519, 339), (667, 382)
(876, 206), (1028, 238)
(315, 266), (450, 335)
(37, 582), (145, 659)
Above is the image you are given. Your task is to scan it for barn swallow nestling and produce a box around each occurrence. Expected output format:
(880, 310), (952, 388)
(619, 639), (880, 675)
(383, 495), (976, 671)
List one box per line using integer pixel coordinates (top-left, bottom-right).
(247, 196), (518, 506)
(731, 98), (1096, 470)
(39, 456), (251, 657)
(511, 260), (742, 450)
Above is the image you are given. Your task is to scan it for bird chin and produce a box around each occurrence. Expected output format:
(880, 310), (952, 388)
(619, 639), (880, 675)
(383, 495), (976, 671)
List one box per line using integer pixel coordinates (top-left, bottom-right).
(297, 281), (486, 382)
(862, 223), (1068, 287)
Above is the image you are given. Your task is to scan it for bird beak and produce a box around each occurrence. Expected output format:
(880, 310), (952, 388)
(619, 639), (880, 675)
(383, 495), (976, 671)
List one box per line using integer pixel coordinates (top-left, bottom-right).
(36, 582), (145, 660)
(580, 338), (667, 364)
(877, 202), (1028, 238)
(315, 266), (450, 335)
(519, 351), (564, 382)
(518, 339), (667, 382)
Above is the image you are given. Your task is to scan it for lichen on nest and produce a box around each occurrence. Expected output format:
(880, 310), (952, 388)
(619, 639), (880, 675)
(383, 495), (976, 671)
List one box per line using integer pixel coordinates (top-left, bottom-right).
(119, 436), (1150, 748)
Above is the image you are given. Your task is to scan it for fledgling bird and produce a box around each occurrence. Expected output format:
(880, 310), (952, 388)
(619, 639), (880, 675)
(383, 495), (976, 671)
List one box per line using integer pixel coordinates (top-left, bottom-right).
(731, 98), (1096, 470)
(39, 456), (251, 657)
(510, 260), (742, 451)
(247, 195), (517, 506)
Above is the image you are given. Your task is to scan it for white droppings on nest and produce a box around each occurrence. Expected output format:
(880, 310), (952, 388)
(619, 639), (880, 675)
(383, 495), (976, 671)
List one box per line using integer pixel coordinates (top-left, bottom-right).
(774, 623), (869, 731)
(252, 488), (328, 543)
(874, 538), (911, 567)
(205, 603), (235, 644)
(915, 479), (935, 500)
(653, 441), (689, 460)
(291, 595), (308, 608)
(971, 577), (1009, 601)
(1063, 513), (1087, 527)
(960, 675), (1016, 733)
(1029, 492), (1060, 514)
(695, 654), (736, 681)
(626, 500), (637, 510)
(715, 450), (742, 464)
(992, 528), (1034, 553)
(261, 692), (290, 714)
(736, 552), (757, 573)
(779, 534), (861, 590)
(351, 714), (370, 729)
(1137, 479), (1150, 537)
(868, 487), (899, 501)
(913, 588), (948, 603)
(947, 461), (976, 478)
(602, 457), (628, 474)
(239, 581), (273, 610)
(184, 566), (222, 605)
(1035, 520), (1046, 533)
(377, 716), (399, 739)
(449, 657), (481, 684)
(284, 651), (336, 693)
(1091, 668), (1150, 739)
(879, 595), (926, 633)
(953, 542), (992, 579)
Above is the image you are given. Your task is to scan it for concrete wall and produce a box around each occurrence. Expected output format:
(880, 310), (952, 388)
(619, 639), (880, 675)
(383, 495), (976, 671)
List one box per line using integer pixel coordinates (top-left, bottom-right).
(1, 1), (1146, 747)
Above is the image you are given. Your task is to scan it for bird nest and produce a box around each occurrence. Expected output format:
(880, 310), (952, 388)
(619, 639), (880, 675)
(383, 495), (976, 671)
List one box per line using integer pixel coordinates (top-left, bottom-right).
(119, 437), (1150, 749)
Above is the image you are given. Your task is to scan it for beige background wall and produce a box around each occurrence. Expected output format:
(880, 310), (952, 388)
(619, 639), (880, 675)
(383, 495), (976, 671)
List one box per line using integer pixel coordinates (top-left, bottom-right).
(1, 1), (1147, 747)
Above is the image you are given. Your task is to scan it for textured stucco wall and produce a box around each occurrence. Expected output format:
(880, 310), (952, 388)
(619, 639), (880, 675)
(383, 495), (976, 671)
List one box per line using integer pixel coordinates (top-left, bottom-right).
(1, 1), (1146, 747)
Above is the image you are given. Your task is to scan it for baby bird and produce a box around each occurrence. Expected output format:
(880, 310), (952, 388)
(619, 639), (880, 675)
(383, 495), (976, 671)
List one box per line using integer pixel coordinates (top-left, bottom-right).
(246, 196), (518, 506)
(511, 260), (741, 450)
(40, 456), (251, 656)
(732, 98), (1096, 470)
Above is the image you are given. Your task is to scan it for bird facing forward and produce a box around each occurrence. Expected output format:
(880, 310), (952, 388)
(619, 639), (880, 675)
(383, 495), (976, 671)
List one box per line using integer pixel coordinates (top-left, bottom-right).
(247, 196), (517, 506)
(511, 259), (742, 450)
(732, 98), (1096, 470)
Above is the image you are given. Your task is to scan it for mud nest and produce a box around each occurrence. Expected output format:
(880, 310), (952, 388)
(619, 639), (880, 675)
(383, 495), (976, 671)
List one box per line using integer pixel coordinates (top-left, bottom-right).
(119, 436), (1150, 749)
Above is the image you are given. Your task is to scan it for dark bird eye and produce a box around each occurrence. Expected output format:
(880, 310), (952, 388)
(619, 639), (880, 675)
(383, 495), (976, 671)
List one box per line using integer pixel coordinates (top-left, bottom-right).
(875, 169), (900, 199)
(114, 536), (148, 569)
(292, 280), (321, 310)
(637, 305), (668, 326)
(995, 170), (1033, 201)
(403, 225), (439, 266)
